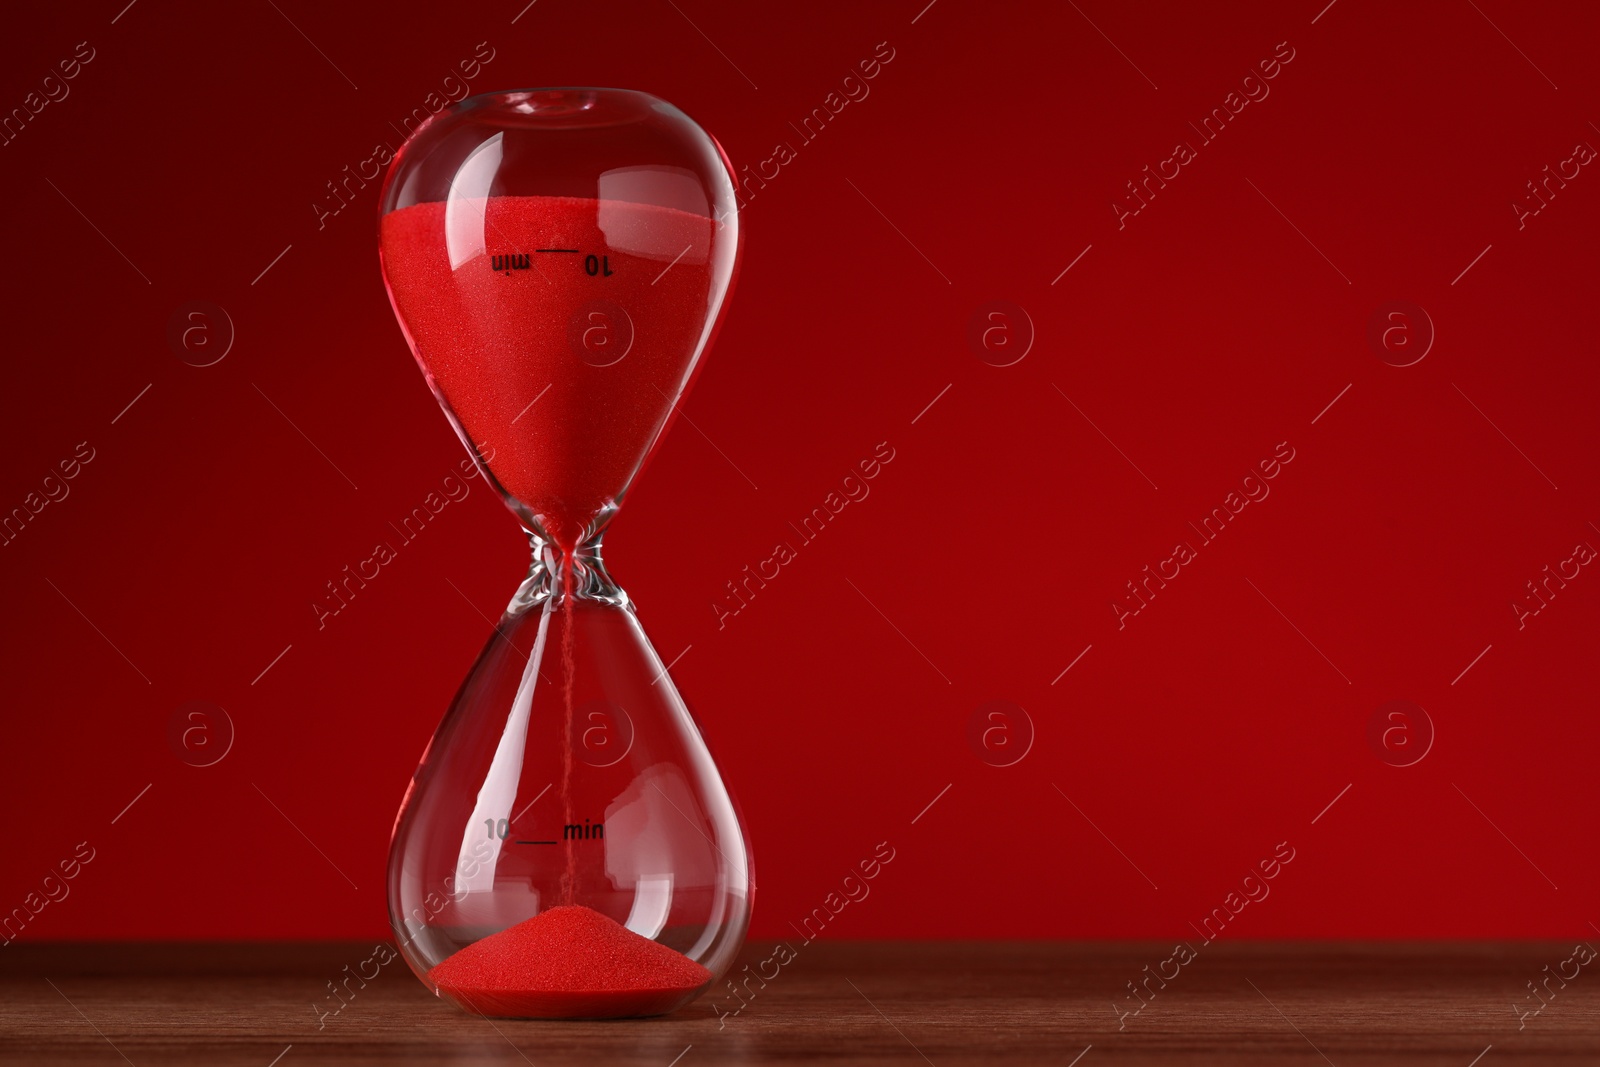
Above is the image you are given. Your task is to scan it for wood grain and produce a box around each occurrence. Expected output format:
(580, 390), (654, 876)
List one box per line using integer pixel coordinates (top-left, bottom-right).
(1, 941), (1595, 1064)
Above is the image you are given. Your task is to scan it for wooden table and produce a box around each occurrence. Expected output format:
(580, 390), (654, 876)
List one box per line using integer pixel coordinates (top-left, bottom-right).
(2, 941), (1595, 1064)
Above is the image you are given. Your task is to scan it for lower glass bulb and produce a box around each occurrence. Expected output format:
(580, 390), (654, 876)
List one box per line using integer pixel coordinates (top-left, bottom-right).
(387, 541), (752, 1019)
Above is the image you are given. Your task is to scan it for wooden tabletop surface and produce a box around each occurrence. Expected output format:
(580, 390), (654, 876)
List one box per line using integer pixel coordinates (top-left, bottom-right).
(2, 941), (1595, 1065)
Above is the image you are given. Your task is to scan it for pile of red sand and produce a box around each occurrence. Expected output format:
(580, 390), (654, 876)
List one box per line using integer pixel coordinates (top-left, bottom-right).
(380, 194), (716, 547)
(428, 905), (712, 1018)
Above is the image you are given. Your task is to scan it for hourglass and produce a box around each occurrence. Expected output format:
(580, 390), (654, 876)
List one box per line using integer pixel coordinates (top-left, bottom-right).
(377, 89), (750, 1019)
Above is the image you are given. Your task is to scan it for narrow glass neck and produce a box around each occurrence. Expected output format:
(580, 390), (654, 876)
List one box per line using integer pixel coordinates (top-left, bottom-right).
(508, 533), (628, 614)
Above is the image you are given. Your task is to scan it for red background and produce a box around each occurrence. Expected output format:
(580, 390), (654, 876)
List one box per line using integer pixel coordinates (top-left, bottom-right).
(2, 0), (1597, 943)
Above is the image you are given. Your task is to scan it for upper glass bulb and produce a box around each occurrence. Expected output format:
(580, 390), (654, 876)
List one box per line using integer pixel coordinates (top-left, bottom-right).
(380, 87), (741, 550)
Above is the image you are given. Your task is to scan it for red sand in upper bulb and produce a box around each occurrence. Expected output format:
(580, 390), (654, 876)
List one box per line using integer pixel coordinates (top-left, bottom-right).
(380, 194), (717, 547)
(427, 904), (712, 1019)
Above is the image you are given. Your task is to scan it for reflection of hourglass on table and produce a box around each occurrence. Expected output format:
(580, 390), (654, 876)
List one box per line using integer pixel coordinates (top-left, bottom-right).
(377, 88), (751, 1019)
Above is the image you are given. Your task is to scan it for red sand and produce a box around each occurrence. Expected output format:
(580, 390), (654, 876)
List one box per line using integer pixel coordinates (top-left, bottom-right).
(380, 194), (716, 547)
(428, 905), (712, 1018)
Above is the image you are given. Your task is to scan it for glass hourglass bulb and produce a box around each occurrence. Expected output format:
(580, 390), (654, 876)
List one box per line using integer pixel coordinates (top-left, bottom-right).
(376, 88), (750, 1019)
